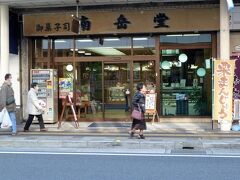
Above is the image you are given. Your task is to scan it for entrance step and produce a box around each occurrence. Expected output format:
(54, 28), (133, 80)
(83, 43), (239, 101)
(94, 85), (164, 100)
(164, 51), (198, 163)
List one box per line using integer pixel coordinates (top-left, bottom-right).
(159, 117), (212, 123)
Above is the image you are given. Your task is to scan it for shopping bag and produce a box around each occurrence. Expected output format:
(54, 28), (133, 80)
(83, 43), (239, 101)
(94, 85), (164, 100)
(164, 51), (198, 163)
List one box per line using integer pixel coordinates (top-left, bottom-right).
(1, 108), (12, 128)
(0, 109), (4, 123)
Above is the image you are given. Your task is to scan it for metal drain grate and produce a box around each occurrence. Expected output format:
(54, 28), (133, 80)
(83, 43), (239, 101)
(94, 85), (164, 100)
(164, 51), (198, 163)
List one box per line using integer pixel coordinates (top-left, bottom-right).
(182, 146), (194, 150)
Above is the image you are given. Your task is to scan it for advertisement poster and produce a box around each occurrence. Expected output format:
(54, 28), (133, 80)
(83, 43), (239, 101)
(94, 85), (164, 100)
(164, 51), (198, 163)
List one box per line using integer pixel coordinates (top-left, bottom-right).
(213, 60), (235, 121)
(59, 78), (73, 98)
(145, 93), (157, 113)
(234, 58), (240, 100)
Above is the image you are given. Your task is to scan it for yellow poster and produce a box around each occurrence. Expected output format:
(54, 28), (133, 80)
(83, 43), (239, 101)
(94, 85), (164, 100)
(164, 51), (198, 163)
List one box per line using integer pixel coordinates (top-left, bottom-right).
(213, 60), (235, 121)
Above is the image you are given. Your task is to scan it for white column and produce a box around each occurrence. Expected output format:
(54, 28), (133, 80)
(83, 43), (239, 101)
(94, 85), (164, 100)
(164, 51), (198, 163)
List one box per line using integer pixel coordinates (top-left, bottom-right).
(0, 5), (9, 81)
(220, 0), (230, 60)
(219, 0), (232, 131)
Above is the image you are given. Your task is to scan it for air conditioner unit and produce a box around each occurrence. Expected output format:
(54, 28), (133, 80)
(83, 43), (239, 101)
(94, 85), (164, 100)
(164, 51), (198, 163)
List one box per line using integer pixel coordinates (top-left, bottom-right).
(234, 99), (240, 120)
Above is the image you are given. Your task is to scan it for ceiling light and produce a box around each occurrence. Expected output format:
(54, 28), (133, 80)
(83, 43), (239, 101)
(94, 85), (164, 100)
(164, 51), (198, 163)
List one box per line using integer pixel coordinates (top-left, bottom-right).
(55, 40), (66, 43)
(197, 68), (206, 77)
(133, 37), (148, 41)
(78, 50), (85, 53)
(166, 34), (182, 37)
(70, 48), (78, 51)
(86, 47), (125, 56)
(104, 38), (120, 41)
(183, 34), (200, 36)
(179, 53), (188, 63)
(66, 64), (73, 72)
(77, 39), (93, 42)
(161, 61), (171, 70)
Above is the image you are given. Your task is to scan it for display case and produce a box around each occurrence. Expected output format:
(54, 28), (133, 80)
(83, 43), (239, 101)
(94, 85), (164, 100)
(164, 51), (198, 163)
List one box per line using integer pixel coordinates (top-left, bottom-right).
(161, 86), (202, 116)
(107, 86), (125, 102)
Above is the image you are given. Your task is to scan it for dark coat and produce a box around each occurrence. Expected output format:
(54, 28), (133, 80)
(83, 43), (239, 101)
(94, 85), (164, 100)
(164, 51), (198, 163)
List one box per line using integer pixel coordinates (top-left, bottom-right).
(132, 91), (145, 113)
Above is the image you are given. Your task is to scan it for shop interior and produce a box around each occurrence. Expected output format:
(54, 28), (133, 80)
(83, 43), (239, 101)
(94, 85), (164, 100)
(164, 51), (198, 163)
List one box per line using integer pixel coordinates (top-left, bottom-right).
(33, 34), (213, 121)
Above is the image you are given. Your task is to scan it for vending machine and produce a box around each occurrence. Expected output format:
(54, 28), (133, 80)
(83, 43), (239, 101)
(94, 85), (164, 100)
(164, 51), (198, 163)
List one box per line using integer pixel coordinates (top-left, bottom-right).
(31, 69), (58, 123)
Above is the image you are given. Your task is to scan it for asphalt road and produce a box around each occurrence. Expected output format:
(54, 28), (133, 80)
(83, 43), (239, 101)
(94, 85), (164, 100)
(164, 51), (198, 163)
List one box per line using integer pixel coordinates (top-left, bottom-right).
(0, 152), (239, 180)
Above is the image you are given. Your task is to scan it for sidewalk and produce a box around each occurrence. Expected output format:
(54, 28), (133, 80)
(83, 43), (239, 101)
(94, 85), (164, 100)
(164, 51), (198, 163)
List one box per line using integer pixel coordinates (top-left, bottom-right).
(1, 121), (240, 136)
(1, 122), (240, 155)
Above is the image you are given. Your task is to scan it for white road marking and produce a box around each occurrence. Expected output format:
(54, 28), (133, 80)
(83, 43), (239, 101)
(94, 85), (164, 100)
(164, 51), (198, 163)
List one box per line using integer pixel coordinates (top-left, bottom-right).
(0, 151), (240, 158)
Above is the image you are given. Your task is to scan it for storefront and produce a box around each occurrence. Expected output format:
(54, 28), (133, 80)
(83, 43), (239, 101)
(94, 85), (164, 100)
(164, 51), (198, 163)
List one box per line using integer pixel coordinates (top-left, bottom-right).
(21, 6), (219, 122)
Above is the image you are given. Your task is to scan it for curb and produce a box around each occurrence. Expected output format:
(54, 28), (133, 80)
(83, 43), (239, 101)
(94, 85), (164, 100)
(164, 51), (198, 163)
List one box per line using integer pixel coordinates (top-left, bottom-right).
(13, 131), (240, 138)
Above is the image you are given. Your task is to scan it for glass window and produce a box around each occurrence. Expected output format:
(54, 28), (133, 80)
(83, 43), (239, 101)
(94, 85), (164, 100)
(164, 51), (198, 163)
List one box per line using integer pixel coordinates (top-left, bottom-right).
(75, 37), (131, 56)
(160, 48), (212, 116)
(34, 39), (48, 58)
(104, 63), (130, 118)
(54, 39), (73, 57)
(133, 37), (155, 55)
(160, 34), (211, 44)
(133, 61), (156, 93)
(77, 62), (103, 119)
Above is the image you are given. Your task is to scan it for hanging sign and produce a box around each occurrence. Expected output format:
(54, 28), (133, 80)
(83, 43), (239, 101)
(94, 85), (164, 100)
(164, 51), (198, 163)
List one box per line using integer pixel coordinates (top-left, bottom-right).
(213, 60), (235, 121)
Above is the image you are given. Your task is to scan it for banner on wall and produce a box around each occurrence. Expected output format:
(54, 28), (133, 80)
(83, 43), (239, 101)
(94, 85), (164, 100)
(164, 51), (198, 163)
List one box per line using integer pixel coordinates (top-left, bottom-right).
(234, 58), (240, 100)
(213, 60), (235, 121)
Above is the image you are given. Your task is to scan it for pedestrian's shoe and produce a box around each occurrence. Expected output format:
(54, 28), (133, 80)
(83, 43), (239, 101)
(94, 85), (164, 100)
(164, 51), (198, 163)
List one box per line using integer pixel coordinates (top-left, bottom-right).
(23, 129), (29, 132)
(129, 131), (134, 138)
(138, 134), (145, 139)
(11, 132), (17, 136)
(40, 128), (48, 132)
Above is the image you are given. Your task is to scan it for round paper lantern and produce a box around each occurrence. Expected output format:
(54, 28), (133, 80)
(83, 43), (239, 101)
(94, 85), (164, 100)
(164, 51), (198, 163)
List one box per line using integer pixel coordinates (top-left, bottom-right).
(197, 68), (206, 77)
(178, 53), (188, 63)
(66, 64), (73, 71)
(161, 61), (171, 70)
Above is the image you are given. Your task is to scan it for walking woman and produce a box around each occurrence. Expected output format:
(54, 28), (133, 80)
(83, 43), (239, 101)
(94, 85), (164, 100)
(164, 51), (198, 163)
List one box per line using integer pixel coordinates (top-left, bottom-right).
(129, 82), (147, 139)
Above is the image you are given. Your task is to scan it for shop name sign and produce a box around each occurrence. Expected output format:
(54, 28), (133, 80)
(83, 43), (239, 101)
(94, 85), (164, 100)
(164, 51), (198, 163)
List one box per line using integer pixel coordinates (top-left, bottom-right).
(35, 22), (71, 33)
(23, 8), (219, 36)
(24, 12), (170, 36)
(213, 60), (235, 121)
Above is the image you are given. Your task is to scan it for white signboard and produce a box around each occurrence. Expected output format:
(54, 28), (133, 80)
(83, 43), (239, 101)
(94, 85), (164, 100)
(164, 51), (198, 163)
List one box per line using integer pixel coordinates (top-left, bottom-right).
(145, 93), (157, 112)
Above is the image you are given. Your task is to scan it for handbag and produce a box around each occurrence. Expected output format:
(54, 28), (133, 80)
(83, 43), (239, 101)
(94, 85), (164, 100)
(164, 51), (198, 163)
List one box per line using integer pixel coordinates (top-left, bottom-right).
(6, 96), (15, 105)
(131, 104), (144, 120)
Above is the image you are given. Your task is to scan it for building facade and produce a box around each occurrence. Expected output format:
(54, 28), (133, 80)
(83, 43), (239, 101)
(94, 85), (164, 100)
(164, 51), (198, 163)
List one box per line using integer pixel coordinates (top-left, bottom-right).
(0, 0), (237, 125)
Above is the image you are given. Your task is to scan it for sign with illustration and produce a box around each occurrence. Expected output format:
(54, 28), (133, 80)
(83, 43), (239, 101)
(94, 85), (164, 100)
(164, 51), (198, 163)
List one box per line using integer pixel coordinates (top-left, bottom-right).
(213, 60), (235, 121)
(145, 93), (157, 113)
(59, 78), (73, 98)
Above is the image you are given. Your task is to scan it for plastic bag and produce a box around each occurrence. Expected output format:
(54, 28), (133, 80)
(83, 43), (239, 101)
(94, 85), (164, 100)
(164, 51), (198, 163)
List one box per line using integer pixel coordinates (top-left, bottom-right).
(0, 109), (4, 123)
(1, 108), (12, 128)
(232, 125), (240, 131)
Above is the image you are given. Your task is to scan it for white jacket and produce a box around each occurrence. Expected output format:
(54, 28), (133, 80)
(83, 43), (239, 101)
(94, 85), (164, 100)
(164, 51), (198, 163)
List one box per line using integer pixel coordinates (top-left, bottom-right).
(27, 88), (43, 115)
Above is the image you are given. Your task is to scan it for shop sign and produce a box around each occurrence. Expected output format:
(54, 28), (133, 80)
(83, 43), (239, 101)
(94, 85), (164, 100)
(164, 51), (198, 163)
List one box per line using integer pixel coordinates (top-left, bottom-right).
(35, 22), (71, 33)
(213, 60), (235, 121)
(114, 14), (131, 29)
(23, 8), (219, 36)
(153, 13), (169, 28)
(234, 58), (240, 100)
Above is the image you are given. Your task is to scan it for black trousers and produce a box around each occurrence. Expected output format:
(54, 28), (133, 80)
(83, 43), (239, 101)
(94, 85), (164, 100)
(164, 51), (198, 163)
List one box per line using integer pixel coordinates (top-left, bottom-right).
(24, 114), (45, 130)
